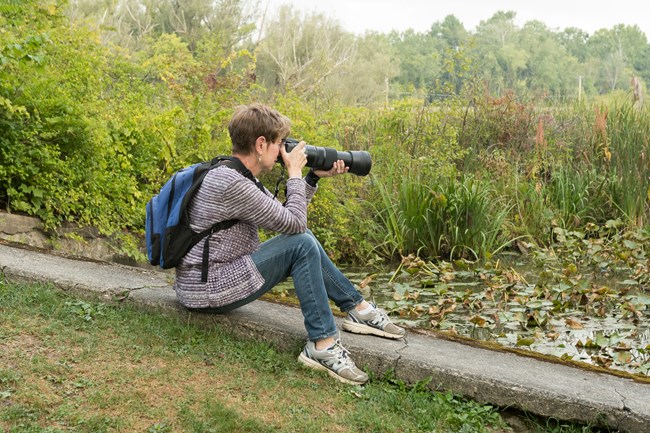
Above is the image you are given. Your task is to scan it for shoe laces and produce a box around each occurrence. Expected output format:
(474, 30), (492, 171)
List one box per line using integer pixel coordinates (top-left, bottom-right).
(367, 308), (391, 327)
(328, 340), (356, 369)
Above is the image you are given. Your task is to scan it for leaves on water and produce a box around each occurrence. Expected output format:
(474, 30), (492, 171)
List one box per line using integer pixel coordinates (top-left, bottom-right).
(516, 336), (536, 347)
(374, 222), (650, 376)
(565, 318), (584, 330)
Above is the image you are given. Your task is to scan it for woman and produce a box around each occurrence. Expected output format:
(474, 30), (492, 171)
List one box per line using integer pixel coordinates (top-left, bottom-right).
(174, 103), (404, 385)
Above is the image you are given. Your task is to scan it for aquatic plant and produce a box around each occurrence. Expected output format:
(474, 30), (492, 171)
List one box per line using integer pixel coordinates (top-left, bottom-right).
(365, 221), (650, 376)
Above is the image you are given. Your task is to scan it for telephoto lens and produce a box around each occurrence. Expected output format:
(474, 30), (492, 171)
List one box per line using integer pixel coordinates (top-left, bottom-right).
(281, 138), (372, 176)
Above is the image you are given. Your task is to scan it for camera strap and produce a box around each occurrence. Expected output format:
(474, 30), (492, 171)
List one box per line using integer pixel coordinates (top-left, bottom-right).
(273, 165), (287, 203)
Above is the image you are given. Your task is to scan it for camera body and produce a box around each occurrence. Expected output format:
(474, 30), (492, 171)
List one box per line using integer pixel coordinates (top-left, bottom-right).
(280, 138), (372, 176)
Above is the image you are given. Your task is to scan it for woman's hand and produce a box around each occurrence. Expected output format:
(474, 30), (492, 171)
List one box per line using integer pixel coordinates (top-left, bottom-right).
(280, 140), (307, 178)
(313, 160), (349, 178)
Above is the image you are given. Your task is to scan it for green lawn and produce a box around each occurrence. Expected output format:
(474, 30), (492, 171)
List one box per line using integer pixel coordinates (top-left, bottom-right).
(0, 281), (607, 433)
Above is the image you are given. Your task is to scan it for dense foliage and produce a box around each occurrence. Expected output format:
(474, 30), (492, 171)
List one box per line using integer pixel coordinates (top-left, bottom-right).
(1, 0), (649, 264)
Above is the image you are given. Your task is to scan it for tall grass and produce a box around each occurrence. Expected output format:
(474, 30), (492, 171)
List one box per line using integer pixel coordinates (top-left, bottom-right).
(374, 170), (509, 260)
(440, 174), (511, 258)
(317, 91), (649, 263)
(602, 103), (650, 227)
(493, 171), (548, 247)
(374, 170), (431, 258)
(546, 167), (612, 228)
(455, 95), (650, 253)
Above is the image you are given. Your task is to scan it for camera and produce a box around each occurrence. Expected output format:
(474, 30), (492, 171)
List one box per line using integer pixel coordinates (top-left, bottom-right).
(280, 138), (372, 176)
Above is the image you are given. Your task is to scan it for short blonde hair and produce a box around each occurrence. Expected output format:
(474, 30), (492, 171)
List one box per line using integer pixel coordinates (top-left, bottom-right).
(228, 103), (291, 155)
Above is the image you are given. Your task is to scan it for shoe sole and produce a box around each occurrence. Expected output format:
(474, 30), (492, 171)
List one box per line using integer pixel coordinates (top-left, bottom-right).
(297, 352), (368, 385)
(342, 320), (405, 339)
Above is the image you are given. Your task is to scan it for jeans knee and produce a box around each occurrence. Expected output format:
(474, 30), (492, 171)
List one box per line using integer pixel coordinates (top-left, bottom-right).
(292, 232), (319, 255)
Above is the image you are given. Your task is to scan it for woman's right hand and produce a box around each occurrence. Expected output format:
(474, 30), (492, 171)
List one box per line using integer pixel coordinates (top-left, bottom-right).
(280, 140), (307, 178)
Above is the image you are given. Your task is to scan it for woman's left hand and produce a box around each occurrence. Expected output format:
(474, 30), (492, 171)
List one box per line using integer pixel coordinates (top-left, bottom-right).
(313, 160), (349, 178)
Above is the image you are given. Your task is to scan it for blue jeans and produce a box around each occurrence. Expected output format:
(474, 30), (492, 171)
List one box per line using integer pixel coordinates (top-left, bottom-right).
(209, 230), (363, 341)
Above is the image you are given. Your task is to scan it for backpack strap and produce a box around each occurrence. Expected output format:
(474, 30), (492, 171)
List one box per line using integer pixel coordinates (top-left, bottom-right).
(198, 219), (238, 283)
(213, 156), (266, 194)
(198, 156), (266, 282)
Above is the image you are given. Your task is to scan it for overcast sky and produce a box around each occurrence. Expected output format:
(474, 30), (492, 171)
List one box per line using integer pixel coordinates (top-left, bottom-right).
(262, 0), (649, 38)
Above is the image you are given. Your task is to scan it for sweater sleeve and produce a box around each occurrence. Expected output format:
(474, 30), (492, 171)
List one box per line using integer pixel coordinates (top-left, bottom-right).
(223, 176), (309, 234)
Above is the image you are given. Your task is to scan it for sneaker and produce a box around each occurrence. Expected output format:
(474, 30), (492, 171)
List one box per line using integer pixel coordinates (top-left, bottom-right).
(298, 339), (369, 385)
(342, 305), (405, 339)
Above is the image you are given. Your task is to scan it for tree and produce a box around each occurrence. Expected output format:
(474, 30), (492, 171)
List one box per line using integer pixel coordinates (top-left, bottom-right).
(586, 24), (648, 93)
(518, 20), (581, 97)
(66, 0), (257, 53)
(471, 11), (529, 94)
(255, 5), (356, 97)
(430, 15), (470, 96)
(430, 14), (468, 49)
(389, 28), (442, 93)
(324, 32), (400, 106)
(635, 44), (650, 87)
(559, 27), (590, 62)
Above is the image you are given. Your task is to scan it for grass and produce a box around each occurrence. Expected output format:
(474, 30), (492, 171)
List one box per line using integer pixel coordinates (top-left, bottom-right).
(604, 103), (650, 227)
(375, 170), (509, 260)
(0, 281), (611, 433)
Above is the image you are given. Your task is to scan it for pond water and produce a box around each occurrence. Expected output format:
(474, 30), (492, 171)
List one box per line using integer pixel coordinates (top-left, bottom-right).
(271, 252), (650, 377)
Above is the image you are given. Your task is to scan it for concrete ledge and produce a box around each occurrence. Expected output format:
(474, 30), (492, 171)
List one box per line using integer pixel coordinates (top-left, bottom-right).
(1, 242), (649, 432)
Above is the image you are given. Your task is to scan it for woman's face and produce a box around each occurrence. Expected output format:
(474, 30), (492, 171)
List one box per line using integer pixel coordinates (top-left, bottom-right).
(259, 136), (284, 173)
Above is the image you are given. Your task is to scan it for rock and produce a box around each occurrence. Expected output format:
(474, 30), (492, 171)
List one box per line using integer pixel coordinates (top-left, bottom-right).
(0, 211), (117, 263)
(0, 212), (43, 235)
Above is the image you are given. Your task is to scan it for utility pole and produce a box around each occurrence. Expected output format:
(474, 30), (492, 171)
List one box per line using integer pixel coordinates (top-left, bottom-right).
(578, 75), (582, 102)
(385, 77), (389, 106)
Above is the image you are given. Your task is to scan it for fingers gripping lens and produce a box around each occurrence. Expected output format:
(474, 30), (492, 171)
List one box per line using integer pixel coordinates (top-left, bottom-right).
(278, 138), (371, 176)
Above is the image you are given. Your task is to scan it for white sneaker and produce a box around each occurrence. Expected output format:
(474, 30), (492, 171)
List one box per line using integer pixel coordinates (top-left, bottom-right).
(298, 339), (368, 385)
(342, 305), (405, 339)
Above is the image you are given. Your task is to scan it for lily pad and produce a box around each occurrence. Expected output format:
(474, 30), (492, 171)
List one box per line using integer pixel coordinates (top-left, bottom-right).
(516, 336), (535, 347)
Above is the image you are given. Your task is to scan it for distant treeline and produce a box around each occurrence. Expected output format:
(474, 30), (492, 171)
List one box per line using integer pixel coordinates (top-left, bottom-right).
(63, 1), (649, 104)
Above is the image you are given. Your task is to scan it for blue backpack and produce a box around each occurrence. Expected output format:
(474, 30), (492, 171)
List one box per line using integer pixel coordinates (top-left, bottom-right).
(145, 156), (263, 282)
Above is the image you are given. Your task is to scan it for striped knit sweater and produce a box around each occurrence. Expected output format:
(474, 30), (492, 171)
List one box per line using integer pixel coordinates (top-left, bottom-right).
(173, 165), (317, 309)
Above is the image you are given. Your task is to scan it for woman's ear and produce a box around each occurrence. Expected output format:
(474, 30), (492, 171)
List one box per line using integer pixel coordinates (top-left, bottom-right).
(255, 136), (266, 154)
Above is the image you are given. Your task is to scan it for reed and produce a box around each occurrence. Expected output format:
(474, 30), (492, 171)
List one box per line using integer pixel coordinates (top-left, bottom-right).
(367, 94), (649, 262)
(373, 170), (509, 260)
(602, 103), (650, 227)
(374, 169), (432, 258)
(437, 174), (510, 259)
(546, 166), (611, 228)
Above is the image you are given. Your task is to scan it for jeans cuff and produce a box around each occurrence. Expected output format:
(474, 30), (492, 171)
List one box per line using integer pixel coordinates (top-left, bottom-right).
(341, 298), (364, 314)
(308, 329), (339, 342)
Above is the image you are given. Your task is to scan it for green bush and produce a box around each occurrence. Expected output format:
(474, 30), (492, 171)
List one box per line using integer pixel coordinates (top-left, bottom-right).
(0, 1), (255, 259)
